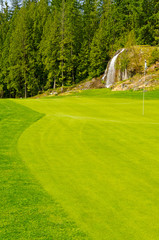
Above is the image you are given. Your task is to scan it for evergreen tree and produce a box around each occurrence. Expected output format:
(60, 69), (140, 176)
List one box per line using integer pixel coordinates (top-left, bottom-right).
(89, 0), (111, 77)
(40, 9), (60, 89)
(58, 0), (82, 86)
(29, 0), (49, 94)
(77, 0), (99, 81)
(8, 7), (29, 97)
(0, 0), (158, 98)
(63, 0), (83, 84)
(7, 0), (49, 97)
(0, 1), (10, 97)
(0, 0), (4, 12)
(11, 0), (22, 12)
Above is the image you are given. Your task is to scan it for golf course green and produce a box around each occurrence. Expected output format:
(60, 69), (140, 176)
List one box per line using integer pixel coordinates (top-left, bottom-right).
(1, 89), (159, 239)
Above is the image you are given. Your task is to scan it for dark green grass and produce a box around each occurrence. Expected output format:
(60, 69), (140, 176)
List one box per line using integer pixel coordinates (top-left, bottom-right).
(0, 100), (88, 240)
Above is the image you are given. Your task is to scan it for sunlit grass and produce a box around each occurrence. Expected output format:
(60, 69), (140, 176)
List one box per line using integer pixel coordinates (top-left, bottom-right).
(1, 89), (159, 239)
(16, 89), (159, 239)
(0, 100), (88, 240)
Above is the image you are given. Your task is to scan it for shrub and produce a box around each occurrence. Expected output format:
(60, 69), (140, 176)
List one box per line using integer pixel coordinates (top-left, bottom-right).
(150, 48), (159, 64)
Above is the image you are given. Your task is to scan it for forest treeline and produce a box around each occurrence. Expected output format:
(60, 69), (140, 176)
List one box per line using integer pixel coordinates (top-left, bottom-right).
(0, 0), (159, 97)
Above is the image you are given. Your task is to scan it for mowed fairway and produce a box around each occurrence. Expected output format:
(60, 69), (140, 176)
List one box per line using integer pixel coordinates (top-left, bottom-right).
(0, 100), (88, 239)
(1, 89), (159, 239)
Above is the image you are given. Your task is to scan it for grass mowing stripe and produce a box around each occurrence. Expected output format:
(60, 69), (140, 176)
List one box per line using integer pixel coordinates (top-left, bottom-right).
(0, 100), (88, 240)
(17, 93), (159, 240)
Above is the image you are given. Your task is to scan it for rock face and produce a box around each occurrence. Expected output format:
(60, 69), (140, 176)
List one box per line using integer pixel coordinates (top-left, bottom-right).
(116, 68), (131, 82)
(112, 73), (159, 91)
(148, 62), (159, 72)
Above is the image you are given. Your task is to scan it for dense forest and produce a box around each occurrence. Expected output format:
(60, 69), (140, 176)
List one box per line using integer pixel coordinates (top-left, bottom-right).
(0, 0), (159, 97)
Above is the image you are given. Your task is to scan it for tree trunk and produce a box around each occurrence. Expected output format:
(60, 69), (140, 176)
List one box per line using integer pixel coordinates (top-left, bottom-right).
(53, 77), (56, 89)
(61, 0), (65, 88)
(25, 82), (27, 98)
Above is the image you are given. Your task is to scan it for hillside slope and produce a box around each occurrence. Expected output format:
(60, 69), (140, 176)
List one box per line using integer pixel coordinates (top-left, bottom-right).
(112, 46), (159, 91)
(33, 46), (159, 98)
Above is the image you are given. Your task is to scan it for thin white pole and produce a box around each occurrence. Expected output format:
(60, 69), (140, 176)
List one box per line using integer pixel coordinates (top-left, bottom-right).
(143, 60), (147, 116)
(143, 85), (144, 116)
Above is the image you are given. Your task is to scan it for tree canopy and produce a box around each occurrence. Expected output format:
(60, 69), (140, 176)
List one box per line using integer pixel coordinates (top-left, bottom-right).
(0, 0), (158, 97)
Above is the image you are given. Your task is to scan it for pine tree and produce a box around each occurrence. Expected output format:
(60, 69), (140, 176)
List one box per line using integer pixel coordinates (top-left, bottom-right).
(0, 0), (158, 98)
(59, 0), (66, 87)
(8, 7), (29, 97)
(28, 0), (49, 94)
(7, 0), (49, 97)
(11, 0), (22, 12)
(133, 0), (157, 45)
(63, 0), (83, 84)
(0, 1), (10, 97)
(89, 0), (111, 77)
(40, 9), (60, 89)
(151, 0), (159, 45)
(77, 0), (99, 81)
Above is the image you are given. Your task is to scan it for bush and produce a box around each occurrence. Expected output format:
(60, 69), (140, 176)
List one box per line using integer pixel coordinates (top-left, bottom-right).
(150, 48), (159, 64)
(0, 85), (4, 98)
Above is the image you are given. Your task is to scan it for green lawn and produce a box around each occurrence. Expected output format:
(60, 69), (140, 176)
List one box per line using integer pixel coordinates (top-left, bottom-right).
(0, 100), (87, 240)
(1, 89), (159, 239)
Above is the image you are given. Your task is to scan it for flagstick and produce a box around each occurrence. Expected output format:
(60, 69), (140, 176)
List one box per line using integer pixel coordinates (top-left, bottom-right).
(143, 85), (144, 116)
(143, 60), (147, 116)
(143, 69), (145, 116)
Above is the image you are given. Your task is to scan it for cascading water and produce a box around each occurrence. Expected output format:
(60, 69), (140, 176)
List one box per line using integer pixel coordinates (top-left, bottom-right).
(103, 49), (125, 88)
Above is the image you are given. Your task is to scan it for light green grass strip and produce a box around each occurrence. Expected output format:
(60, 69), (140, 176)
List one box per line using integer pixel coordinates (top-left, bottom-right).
(17, 92), (159, 240)
(0, 100), (88, 240)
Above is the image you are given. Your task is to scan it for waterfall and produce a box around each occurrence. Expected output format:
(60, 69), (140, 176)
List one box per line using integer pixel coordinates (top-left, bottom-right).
(102, 49), (125, 88)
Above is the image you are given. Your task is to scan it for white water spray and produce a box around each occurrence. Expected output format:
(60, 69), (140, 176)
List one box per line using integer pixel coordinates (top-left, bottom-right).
(103, 49), (125, 88)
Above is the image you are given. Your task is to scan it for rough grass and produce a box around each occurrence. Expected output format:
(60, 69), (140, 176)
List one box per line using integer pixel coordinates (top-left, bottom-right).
(0, 100), (88, 240)
(13, 89), (159, 240)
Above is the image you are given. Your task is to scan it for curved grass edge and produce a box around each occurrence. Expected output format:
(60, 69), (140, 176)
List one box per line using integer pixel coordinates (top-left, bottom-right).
(0, 99), (89, 240)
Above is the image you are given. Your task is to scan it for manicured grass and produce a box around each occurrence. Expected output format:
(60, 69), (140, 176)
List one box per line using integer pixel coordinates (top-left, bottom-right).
(1, 89), (159, 239)
(71, 88), (159, 99)
(15, 89), (159, 239)
(0, 100), (88, 239)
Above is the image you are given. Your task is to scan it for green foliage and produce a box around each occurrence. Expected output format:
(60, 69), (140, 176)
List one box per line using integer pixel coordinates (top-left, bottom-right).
(150, 48), (159, 64)
(0, 84), (3, 97)
(0, 0), (159, 97)
(89, 0), (111, 77)
(125, 31), (136, 48)
(117, 51), (130, 71)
